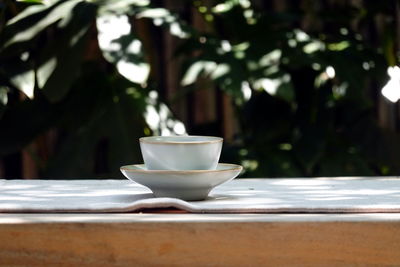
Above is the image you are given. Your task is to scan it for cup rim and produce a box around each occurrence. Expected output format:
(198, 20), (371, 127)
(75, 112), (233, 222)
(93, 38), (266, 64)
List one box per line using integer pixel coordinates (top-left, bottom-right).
(140, 135), (223, 145)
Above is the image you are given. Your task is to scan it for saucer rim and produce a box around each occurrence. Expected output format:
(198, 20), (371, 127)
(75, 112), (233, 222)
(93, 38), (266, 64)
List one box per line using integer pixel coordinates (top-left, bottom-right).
(139, 135), (223, 145)
(120, 163), (242, 174)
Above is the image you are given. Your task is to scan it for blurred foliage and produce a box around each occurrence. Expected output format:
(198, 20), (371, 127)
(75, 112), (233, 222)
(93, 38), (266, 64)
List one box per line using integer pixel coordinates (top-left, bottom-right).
(0, 0), (185, 178)
(181, 0), (400, 177)
(0, 0), (399, 178)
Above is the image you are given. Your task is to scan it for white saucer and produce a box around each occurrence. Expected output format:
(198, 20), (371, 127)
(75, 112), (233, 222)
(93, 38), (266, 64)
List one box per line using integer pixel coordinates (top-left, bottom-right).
(120, 163), (243, 201)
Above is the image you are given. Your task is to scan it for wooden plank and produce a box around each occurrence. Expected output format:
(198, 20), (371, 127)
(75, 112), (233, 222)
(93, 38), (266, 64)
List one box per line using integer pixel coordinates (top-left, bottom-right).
(2, 213), (400, 223)
(0, 214), (399, 266)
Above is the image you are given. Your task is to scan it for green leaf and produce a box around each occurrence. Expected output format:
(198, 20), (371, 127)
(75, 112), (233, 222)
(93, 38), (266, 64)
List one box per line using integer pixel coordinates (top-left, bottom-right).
(36, 57), (57, 89)
(16, 0), (46, 4)
(10, 69), (35, 98)
(6, 3), (50, 26)
(0, 87), (7, 106)
(136, 7), (191, 38)
(37, 1), (97, 102)
(136, 7), (170, 18)
(95, 0), (149, 15)
(276, 81), (295, 102)
(3, 0), (82, 48)
(96, 14), (149, 84)
(0, 86), (8, 118)
(181, 60), (217, 86)
(0, 52), (36, 98)
(0, 0), (93, 102)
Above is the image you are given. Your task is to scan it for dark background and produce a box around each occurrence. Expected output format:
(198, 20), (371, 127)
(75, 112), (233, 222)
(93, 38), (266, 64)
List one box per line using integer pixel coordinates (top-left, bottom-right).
(0, 0), (399, 179)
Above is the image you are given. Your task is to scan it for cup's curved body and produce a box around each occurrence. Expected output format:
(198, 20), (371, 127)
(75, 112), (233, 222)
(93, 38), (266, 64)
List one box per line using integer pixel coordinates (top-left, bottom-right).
(140, 136), (223, 170)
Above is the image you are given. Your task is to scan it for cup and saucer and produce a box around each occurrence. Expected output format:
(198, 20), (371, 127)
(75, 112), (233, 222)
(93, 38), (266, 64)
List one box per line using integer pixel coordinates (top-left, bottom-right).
(120, 136), (242, 201)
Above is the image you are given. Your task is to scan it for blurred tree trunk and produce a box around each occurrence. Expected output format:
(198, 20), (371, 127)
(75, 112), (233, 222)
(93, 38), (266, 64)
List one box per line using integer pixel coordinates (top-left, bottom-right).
(164, 0), (188, 124)
(191, 2), (218, 130)
(396, 0), (400, 131)
(375, 3), (398, 131)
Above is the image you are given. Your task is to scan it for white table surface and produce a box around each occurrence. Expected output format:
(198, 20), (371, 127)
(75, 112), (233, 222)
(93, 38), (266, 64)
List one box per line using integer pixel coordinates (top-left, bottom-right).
(1, 178), (400, 266)
(2, 177), (400, 213)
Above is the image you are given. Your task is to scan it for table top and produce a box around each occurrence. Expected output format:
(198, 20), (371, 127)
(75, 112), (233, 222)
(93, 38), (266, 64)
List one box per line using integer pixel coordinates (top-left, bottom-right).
(1, 178), (400, 266)
(1, 177), (400, 213)
(2, 212), (400, 224)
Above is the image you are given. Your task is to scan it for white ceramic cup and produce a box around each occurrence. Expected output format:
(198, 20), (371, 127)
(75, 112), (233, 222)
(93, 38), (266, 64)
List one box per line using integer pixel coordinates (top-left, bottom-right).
(140, 136), (223, 170)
